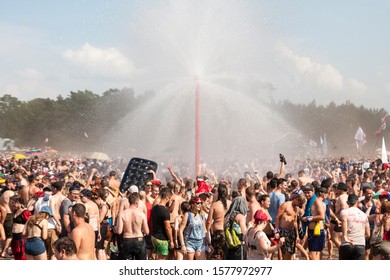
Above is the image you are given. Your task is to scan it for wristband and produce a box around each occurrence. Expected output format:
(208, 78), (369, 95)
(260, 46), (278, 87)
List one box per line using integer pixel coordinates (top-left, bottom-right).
(307, 216), (313, 222)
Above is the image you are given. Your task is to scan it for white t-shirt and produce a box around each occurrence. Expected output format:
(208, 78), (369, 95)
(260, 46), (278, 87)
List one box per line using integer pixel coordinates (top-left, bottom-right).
(340, 207), (368, 246)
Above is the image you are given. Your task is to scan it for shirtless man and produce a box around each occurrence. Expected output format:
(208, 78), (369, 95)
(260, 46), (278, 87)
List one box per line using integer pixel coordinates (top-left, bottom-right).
(297, 170), (312, 188)
(333, 182), (348, 248)
(70, 203), (96, 260)
(0, 180), (15, 257)
(116, 193), (149, 260)
(301, 184), (326, 260)
(49, 181), (66, 234)
(274, 192), (306, 260)
(168, 182), (184, 225)
(147, 184), (160, 205)
(80, 189), (100, 248)
(108, 171), (120, 197)
(21, 174), (39, 207)
(246, 186), (261, 228)
(206, 183), (231, 260)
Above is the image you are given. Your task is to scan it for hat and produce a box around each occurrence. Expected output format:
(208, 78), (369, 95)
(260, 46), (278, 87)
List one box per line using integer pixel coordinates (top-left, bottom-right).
(128, 185), (139, 194)
(292, 189), (303, 195)
(347, 194), (359, 206)
(191, 197), (203, 204)
(80, 189), (92, 199)
(337, 182), (347, 192)
(301, 184), (314, 192)
(254, 210), (268, 223)
(151, 179), (161, 186)
(43, 185), (53, 192)
(39, 206), (53, 217)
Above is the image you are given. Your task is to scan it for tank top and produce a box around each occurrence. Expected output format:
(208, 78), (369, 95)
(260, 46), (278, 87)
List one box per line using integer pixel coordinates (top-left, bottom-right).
(184, 212), (205, 241)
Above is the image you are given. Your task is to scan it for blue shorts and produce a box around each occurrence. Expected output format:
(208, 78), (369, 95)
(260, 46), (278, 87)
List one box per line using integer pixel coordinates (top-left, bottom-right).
(25, 237), (46, 256)
(185, 238), (205, 253)
(308, 229), (326, 252)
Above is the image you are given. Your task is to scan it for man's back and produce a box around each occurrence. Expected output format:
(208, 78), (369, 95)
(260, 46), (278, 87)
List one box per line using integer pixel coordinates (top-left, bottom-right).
(121, 207), (148, 238)
(336, 193), (348, 218)
(208, 200), (231, 231)
(71, 222), (96, 260)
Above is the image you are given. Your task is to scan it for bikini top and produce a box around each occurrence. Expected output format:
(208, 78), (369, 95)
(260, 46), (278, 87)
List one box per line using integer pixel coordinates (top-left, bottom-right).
(13, 210), (30, 225)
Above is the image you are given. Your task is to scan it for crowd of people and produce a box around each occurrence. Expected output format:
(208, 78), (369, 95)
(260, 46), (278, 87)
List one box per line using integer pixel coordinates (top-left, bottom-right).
(0, 152), (389, 260)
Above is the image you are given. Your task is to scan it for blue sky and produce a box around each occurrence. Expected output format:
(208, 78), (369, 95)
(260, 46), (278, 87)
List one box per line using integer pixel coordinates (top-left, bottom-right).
(1, 0), (389, 111)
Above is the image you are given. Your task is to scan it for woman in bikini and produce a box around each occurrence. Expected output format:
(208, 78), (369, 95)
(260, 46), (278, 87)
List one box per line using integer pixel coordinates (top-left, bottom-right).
(10, 195), (32, 260)
(23, 206), (50, 260)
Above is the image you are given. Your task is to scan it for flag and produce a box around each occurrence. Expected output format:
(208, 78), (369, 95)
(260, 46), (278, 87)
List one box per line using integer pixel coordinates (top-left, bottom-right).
(376, 114), (388, 137)
(382, 137), (388, 164)
(321, 134), (328, 157)
(84, 132), (89, 138)
(354, 126), (367, 150)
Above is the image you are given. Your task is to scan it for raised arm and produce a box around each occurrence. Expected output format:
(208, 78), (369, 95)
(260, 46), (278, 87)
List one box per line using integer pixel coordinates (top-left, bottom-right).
(167, 164), (184, 186)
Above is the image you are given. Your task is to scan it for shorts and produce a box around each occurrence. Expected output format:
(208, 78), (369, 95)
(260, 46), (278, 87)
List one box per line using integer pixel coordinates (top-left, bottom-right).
(185, 238), (204, 253)
(11, 233), (26, 260)
(371, 241), (390, 259)
(122, 237), (147, 260)
(308, 229), (325, 252)
(339, 244), (365, 260)
(4, 213), (13, 238)
(330, 220), (342, 233)
(25, 237), (46, 256)
(151, 236), (169, 256)
(211, 230), (225, 259)
(96, 224), (108, 250)
(45, 229), (59, 257)
(94, 230), (99, 248)
(279, 228), (296, 255)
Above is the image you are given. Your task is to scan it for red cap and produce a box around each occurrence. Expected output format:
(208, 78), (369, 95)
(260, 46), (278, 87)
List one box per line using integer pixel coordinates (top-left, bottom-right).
(151, 179), (161, 186)
(254, 210), (268, 223)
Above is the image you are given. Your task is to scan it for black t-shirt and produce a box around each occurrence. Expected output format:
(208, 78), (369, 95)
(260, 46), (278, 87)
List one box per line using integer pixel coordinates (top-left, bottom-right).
(151, 204), (170, 241)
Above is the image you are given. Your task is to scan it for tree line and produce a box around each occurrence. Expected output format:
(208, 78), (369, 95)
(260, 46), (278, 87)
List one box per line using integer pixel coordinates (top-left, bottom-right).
(0, 88), (387, 158)
(0, 88), (154, 151)
(268, 99), (389, 158)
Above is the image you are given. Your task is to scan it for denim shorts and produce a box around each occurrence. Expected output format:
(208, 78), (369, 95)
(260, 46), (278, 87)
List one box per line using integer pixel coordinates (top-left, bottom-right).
(25, 237), (46, 256)
(185, 238), (205, 253)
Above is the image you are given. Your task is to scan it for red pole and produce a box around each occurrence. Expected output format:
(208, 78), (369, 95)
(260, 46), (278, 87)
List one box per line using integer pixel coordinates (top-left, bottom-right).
(195, 77), (200, 177)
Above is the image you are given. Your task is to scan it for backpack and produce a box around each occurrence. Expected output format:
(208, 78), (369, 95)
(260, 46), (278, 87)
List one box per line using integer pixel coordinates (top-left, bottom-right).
(224, 212), (243, 249)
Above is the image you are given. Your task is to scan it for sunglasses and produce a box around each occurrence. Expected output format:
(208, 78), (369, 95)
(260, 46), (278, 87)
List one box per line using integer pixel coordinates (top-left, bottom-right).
(146, 184), (152, 187)
(195, 202), (202, 205)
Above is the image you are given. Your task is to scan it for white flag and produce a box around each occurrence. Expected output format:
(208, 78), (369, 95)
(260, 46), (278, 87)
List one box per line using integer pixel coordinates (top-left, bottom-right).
(354, 127), (367, 144)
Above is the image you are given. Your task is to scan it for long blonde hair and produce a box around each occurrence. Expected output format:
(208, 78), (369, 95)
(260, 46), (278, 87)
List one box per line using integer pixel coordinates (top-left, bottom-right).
(26, 213), (47, 228)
